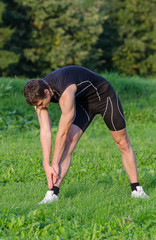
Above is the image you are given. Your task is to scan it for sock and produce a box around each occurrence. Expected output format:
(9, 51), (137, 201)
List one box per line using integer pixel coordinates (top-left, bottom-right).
(50, 186), (59, 195)
(131, 182), (139, 192)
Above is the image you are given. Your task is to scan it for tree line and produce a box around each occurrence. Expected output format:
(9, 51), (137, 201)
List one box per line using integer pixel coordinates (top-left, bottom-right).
(0, 0), (156, 77)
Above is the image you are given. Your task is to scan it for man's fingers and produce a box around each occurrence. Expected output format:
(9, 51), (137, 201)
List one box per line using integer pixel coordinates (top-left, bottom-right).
(46, 166), (58, 189)
(48, 182), (53, 189)
(53, 175), (57, 185)
(47, 175), (53, 189)
(51, 167), (58, 177)
(48, 168), (58, 188)
(48, 180), (53, 189)
(52, 171), (58, 184)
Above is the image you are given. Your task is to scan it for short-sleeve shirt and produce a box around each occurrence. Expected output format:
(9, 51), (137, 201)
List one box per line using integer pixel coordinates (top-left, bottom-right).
(44, 65), (126, 132)
(44, 65), (110, 105)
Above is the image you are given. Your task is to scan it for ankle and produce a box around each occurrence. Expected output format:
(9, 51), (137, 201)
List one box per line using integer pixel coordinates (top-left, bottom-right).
(131, 182), (139, 191)
(50, 186), (59, 195)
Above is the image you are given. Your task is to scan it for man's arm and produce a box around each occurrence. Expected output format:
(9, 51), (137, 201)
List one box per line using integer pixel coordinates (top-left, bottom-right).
(36, 107), (58, 189)
(52, 84), (77, 167)
(36, 107), (51, 165)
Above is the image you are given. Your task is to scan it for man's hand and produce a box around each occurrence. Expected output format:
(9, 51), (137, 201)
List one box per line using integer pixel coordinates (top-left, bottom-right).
(52, 162), (59, 185)
(43, 163), (58, 189)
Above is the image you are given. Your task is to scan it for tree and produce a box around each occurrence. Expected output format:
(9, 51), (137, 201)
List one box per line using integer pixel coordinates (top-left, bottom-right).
(0, 1), (19, 76)
(94, 0), (122, 72)
(112, 0), (156, 76)
(12, 0), (104, 77)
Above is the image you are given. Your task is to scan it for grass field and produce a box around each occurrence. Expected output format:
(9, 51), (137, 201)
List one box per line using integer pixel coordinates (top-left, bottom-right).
(0, 73), (156, 239)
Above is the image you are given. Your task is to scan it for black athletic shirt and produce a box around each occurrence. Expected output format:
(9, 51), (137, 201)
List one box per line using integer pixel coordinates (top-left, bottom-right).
(44, 66), (110, 105)
(44, 66), (126, 131)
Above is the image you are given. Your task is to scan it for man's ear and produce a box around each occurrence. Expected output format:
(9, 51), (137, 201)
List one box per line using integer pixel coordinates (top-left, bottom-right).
(44, 89), (49, 95)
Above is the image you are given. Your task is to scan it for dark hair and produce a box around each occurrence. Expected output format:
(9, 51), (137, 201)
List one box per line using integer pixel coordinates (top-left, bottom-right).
(24, 79), (50, 106)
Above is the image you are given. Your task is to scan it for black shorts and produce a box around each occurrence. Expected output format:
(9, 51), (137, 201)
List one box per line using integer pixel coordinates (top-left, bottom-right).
(73, 84), (126, 132)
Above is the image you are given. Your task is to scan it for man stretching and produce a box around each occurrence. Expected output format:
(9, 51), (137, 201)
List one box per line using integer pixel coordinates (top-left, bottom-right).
(24, 66), (148, 204)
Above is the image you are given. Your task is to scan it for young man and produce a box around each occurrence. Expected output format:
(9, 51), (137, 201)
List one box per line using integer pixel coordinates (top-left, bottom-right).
(24, 66), (148, 204)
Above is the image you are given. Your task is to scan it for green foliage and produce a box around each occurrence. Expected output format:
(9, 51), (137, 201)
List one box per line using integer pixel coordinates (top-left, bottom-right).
(96, 0), (156, 76)
(0, 1), (20, 75)
(1, 0), (104, 77)
(0, 75), (156, 239)
(0, 0), (156, 76)
(112, 0), (156, 76)
(94, 0), (121, 71)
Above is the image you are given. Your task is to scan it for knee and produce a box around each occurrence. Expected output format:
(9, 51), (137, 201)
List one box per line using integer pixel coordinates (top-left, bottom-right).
(115, 136), (131, 153)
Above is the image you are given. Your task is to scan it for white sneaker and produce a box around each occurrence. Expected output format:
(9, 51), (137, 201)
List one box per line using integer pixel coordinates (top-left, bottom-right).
(39, 190), (58, 205)
(131, 186), (149, 199)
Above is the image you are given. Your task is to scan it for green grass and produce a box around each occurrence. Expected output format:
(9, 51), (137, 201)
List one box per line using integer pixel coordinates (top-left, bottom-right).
(0, 73), (156, 239)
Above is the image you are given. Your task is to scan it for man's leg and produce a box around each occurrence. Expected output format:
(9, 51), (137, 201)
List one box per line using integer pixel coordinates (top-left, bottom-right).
(110, 128), (138, 183)
(55, 124), (83, 188)
(54, 102), (95, 188)
(110, 128), (149, 198)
